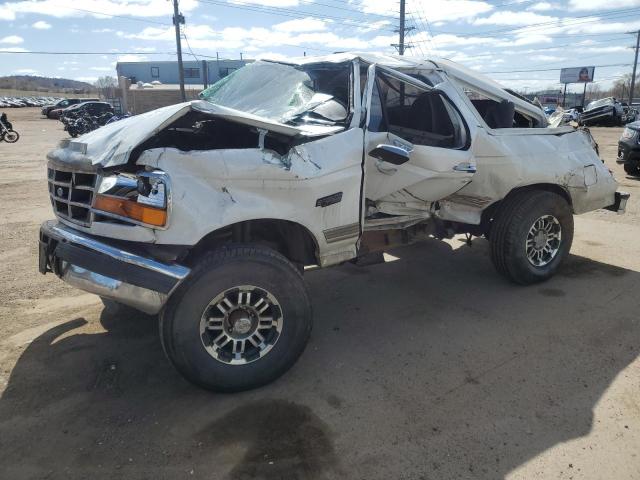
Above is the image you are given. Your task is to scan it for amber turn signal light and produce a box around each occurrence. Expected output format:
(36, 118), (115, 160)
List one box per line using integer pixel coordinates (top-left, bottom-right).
(94, 194), (167, 227)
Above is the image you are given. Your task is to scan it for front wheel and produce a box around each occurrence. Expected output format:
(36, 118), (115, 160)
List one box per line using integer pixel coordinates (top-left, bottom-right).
(2, 130), (19, 143)
(624, 160), (640, 176)
(490, 190), (574, 285)
(160, 245), (312, 392)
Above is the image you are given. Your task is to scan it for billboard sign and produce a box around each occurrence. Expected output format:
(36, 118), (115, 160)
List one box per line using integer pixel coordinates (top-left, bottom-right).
(560, 66), (595, 84)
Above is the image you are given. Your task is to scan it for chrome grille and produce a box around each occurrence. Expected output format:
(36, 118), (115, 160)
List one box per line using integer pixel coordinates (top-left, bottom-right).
(47, 166), (97, 227)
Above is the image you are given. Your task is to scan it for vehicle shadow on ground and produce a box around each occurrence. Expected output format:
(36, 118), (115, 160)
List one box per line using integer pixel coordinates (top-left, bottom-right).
(0, 239), (638, 480)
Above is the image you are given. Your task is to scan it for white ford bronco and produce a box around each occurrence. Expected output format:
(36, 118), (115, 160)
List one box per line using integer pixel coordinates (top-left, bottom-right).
(39, 53), (629, 391)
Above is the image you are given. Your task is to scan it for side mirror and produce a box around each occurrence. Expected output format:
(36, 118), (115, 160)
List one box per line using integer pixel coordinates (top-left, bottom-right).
(368, 144), (410, 165)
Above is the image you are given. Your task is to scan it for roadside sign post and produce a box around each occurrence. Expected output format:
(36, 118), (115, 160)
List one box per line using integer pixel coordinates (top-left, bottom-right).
(560, 66), (595, 108)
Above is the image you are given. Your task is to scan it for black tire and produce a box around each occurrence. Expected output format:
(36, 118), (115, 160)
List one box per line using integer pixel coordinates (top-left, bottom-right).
(100, 296), (152, 318)
(490, 190), (574, 285)
(624, 161), (640, 176)
(160, 245), (312, 392)
(3, 130), (19, 143)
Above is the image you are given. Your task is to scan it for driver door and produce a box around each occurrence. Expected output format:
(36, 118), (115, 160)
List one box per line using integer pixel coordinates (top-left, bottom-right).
(363, 65), (476, 217)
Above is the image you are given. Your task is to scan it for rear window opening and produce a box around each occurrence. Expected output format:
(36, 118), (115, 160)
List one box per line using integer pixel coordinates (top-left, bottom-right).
(463, 87), (540, 129)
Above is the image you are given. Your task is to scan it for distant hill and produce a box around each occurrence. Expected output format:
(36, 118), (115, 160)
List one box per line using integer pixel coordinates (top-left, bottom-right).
(0, 75), (97, 94)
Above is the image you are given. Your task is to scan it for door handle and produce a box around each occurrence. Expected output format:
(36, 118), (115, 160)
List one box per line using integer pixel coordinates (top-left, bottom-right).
(376, 161), (398, 175)
(453, 162), (477, 173)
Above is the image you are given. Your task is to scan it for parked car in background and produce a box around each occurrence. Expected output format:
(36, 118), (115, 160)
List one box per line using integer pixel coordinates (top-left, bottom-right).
(617, 121), (640, 176)
(42, 98), (99, 118)
(581, 97), (625, 126)
(58, 101), (113, 123)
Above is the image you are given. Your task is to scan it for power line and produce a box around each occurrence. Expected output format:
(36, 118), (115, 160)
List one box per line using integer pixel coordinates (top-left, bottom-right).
(194, 0), (392, 31)
(57, 6), (171, 26)
(0, 51), (178, 55)
(430, 7), (640, 38)
(303, 0), (396, 21)
(483, 62), (632, 74)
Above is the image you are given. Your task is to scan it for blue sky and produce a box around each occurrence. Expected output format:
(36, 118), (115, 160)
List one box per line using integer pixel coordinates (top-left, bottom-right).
(0, 0), (639, 93)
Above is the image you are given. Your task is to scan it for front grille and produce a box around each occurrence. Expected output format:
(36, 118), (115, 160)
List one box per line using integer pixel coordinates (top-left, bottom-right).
(47, 166), (97, 227)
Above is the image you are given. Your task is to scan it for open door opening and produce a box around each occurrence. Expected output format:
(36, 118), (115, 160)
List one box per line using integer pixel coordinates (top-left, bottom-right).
(362, 65), (476, 230)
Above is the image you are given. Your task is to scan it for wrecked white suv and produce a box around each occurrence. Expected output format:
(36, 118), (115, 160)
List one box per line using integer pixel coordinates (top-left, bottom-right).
(39, 53), (629, 391)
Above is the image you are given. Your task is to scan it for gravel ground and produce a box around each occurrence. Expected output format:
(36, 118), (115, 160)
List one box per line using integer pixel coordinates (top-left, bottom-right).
(1, 108), (639, 480)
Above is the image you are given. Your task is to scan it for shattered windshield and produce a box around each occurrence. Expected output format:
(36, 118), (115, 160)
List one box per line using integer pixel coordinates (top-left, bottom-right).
(199, 60), (351, 125)
(586, 98), (614, 110)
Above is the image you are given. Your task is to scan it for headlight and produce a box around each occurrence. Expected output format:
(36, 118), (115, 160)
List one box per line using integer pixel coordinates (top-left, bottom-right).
(621, 127), (635, 140)
(95, 170), (170, 227)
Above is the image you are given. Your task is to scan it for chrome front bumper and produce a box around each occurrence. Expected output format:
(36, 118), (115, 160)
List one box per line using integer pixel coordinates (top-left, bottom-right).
(39, 220), (190, 314)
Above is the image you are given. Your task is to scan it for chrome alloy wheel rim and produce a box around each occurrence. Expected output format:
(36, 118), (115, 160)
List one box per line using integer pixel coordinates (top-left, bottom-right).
(199, 285), (283, 365)
(525, 215), (562, 267)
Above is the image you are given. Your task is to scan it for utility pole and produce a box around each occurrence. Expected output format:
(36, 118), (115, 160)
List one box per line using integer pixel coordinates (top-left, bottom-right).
(172, 0), (186, 102)
(629, 30), (639, 106)
(391, 0), (414, 55)
(399, 0), (406, 55)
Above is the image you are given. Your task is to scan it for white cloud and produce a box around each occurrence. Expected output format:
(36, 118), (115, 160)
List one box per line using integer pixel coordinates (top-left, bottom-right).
(568, 0), (640, 10)
(230, 0), (300, 6)
(0, 35), (24, 44)
(560, 18), (640, 34)
(472, 11), (556, 26)
(361, 0), (493, 23)
(252, 51), (291, 61)
(582, 45), (630, 53)
(32, 20), (51, 29)
(13, 68), (38, 74)
(89, 66), (113, 71)
(528, 2), (559, 11)
(74, 76), (98, 83)
(530, 54), (565, 61)
(357, 20), (391, 33)
(0, 46), (29, 52)
(0, 0), (198, 21)
(116, 54), (148, 62)
(273, 17), (326, 33)
(127, 22), (372, 52)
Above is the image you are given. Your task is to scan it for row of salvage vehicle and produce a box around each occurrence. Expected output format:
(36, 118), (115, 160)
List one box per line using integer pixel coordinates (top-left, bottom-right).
(38, 53), (630, 392)
(0, 96), (61, 108)
(551, 97), (638, 127)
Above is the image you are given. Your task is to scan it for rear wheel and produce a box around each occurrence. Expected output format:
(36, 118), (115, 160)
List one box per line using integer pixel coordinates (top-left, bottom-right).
(490, 190), (573, 285)
(160, 245), (312, 392)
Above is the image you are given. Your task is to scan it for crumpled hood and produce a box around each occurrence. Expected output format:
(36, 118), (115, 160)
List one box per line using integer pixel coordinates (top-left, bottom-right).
(48, 100), (341, 169)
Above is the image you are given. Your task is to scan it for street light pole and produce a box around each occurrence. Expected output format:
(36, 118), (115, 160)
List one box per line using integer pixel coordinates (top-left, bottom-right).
(173, 0), (186, 102)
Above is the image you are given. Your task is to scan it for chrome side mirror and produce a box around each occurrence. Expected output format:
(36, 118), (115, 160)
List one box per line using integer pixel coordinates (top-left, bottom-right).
(368, 144), (410, 165)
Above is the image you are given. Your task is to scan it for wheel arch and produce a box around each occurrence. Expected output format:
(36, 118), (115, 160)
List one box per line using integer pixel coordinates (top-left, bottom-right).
(481, 183), (573, 235)
(184, 218), (320, 267)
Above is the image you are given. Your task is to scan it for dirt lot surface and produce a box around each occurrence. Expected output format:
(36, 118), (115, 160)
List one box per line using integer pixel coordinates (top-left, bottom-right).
(1, 108), (639, 479)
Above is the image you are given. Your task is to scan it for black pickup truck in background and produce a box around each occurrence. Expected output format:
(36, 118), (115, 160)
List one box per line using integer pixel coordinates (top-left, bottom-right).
(617, 121), (640, 176)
